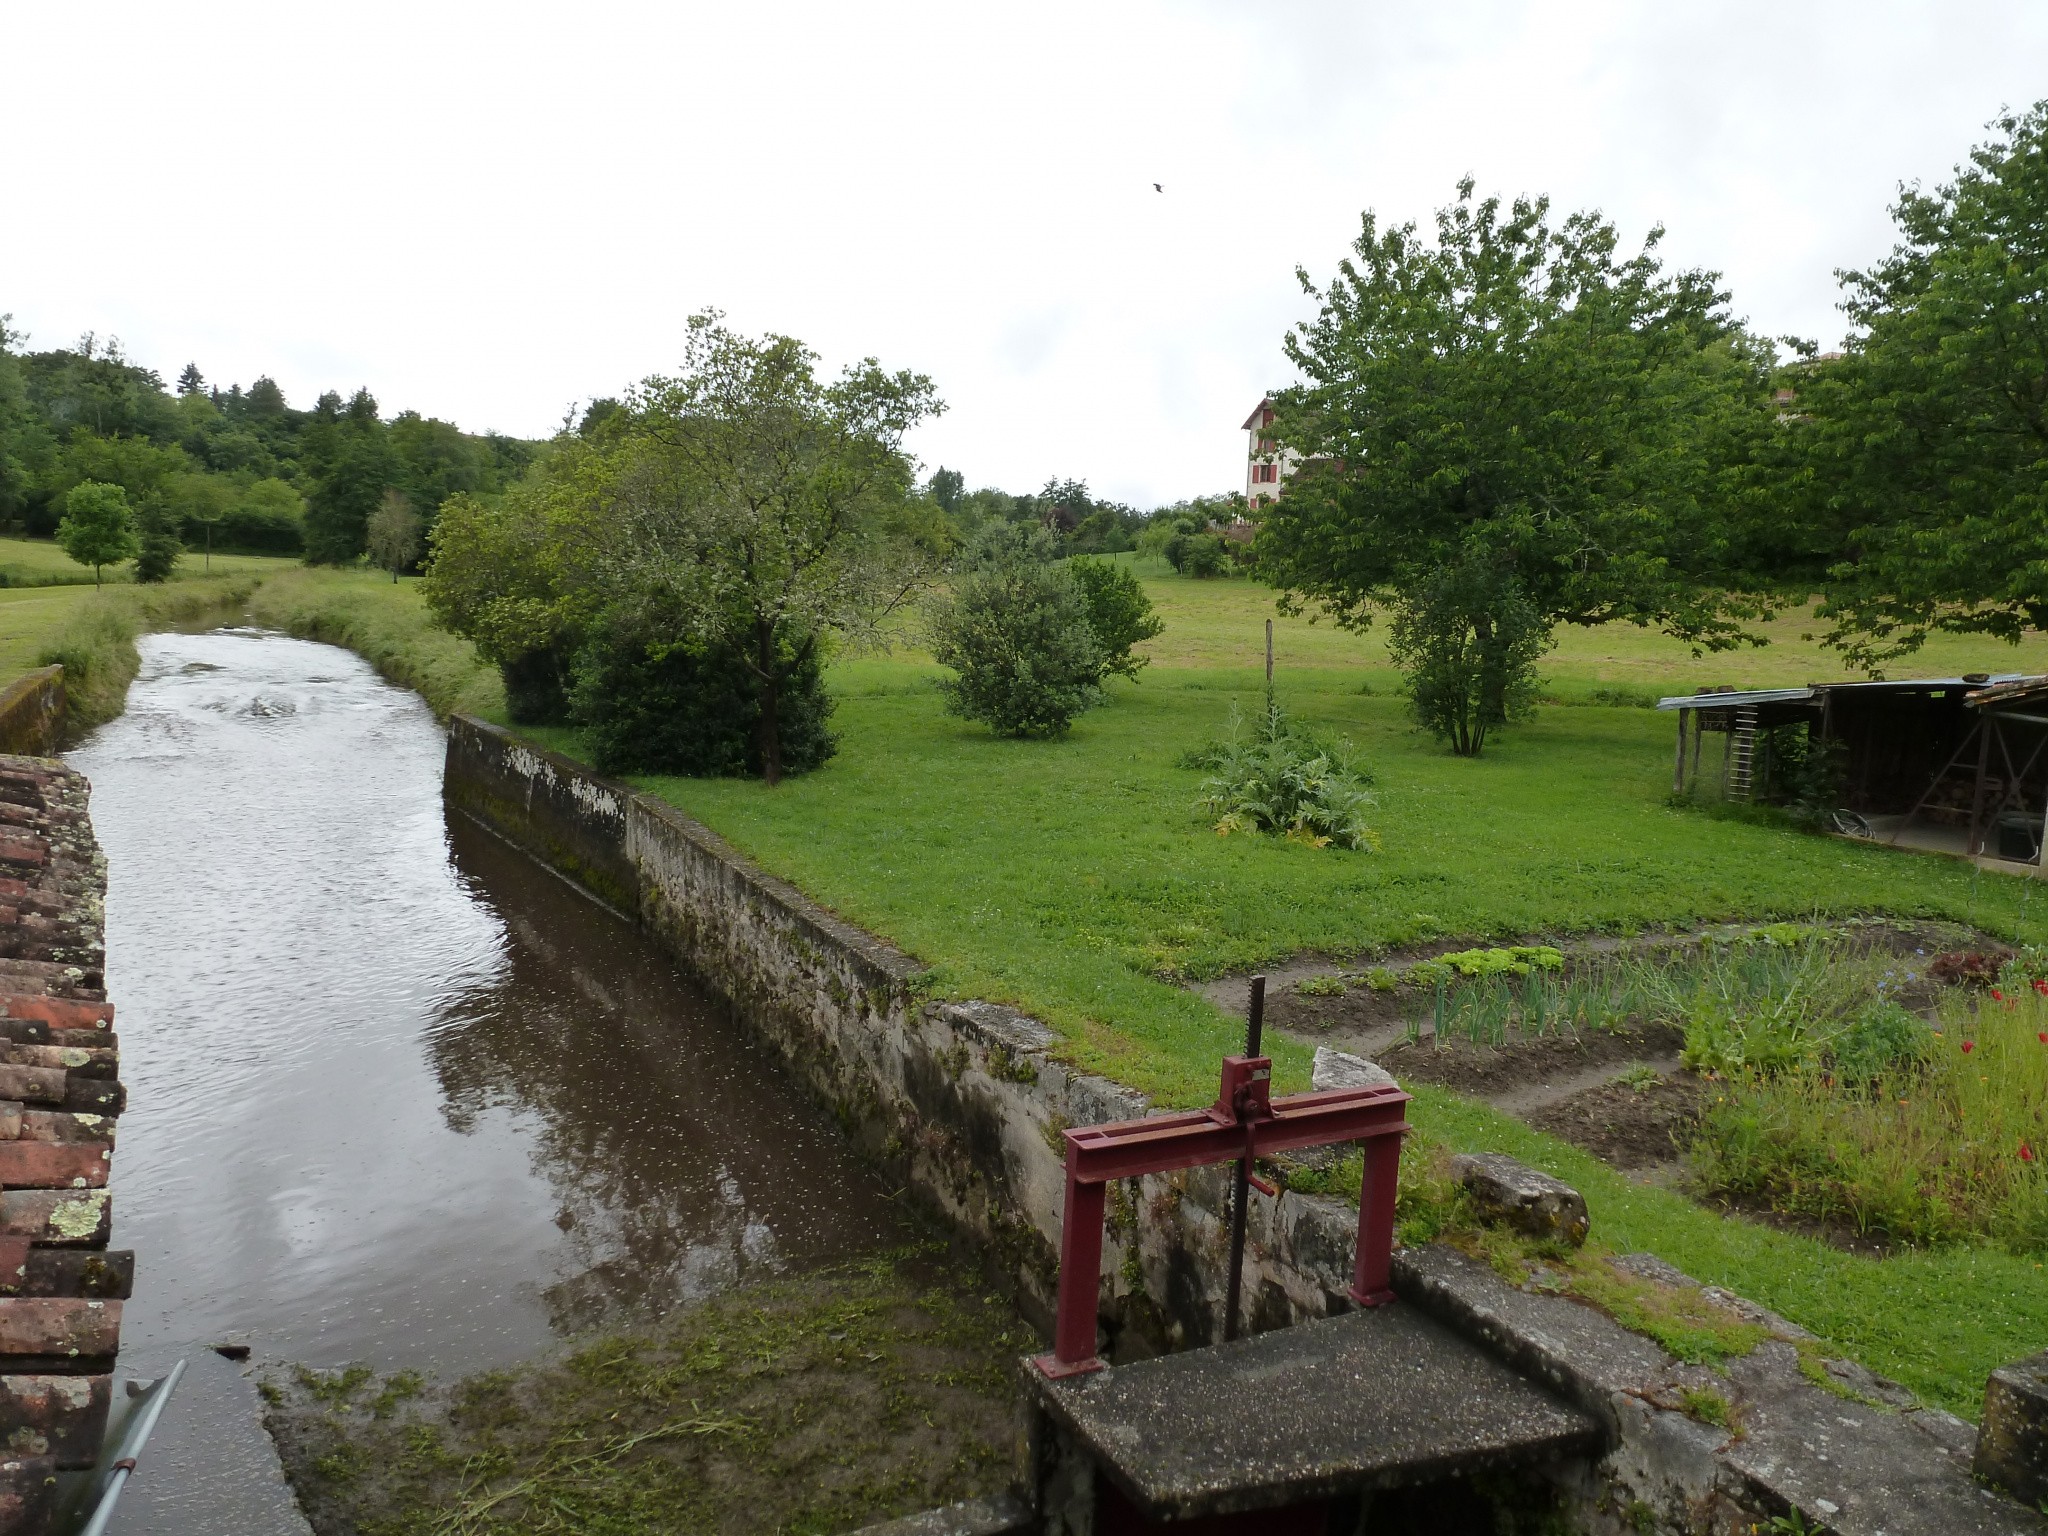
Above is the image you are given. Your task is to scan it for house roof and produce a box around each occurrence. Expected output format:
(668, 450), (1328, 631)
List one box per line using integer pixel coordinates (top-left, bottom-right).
(1241, 398), (1273, 431)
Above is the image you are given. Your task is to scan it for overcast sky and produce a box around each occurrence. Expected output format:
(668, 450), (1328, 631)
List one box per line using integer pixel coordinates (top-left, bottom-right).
(4, 2), (2044, 506)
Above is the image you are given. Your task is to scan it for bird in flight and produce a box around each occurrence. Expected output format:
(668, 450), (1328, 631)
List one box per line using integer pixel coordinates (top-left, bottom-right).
(1153, 182), (1163, 192)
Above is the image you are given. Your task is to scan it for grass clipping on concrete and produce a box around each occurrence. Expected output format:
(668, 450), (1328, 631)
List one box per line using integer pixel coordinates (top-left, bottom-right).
(267, 1251), (1028, 1536)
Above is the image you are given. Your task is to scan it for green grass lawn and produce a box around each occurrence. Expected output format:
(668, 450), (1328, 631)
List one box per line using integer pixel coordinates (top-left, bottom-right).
(0, 535), (295, 589)
(13, 560), (2046, 1414)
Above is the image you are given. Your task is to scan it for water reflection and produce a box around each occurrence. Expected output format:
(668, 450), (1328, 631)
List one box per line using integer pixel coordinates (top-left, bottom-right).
(71, 629), (904, 1376)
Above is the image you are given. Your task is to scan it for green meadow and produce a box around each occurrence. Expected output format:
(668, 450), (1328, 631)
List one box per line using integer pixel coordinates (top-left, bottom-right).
(6, 551), (2047, 1413)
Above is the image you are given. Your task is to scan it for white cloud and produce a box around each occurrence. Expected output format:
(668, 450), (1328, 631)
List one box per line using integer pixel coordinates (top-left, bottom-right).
(3, 0), (2043, 505)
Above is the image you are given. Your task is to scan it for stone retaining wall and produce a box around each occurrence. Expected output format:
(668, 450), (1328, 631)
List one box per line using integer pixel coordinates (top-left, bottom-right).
(0, 755), (128, 1534)
(442, 716), (1361, 1352)
(0, 675), (64, 762)
(443, 715), (2046, 1536)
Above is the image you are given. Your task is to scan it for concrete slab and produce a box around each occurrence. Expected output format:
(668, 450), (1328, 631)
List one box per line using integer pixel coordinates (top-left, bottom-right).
(1034, 1301), (1601, 1521)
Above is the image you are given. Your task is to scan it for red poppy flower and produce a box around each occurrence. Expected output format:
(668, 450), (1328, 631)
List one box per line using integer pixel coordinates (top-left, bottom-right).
(1993, 989), (2006, 1002)
(2039, 1032), (2048, 1044)
(1962, 1040), (1976, 1053)
(2034, 979), (2048, 996)
(2023, 1145), (2036, 1163)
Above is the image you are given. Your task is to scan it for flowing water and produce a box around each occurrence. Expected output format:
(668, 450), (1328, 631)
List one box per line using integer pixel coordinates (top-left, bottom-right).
(66, 629), (908, 1533)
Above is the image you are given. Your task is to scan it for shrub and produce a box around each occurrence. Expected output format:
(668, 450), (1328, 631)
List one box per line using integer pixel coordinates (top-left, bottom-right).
(1386, 558), (1550, 756)
(927, 522), (1103, 738)
(1170, 532), (1228, 577)
(131, 500), (183, 584)
(571, 614), (836, 778)
(1187, 700), (1377, 850)
(1066, 557), (1163, 680)
(500, 642), (577, 726)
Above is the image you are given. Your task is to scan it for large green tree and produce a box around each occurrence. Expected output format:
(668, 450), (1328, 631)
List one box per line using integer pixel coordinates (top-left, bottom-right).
(1258, 180), (1776, 749)
(1799, 104), (2048, 667)
(606, 311), (946, 782)
(301, 389), (398, 563)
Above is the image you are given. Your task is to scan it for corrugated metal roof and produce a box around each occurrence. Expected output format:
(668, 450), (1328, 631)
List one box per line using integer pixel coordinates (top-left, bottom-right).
(1657, 674), (2038, 711)
(1656, 688), (1815, 711)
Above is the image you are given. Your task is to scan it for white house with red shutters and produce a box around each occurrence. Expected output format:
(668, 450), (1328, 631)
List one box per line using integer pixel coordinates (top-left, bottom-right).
(1241, 396), (1301, 507)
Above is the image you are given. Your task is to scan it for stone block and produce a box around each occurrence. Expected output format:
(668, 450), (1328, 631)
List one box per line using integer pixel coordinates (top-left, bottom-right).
(0, 997), (111, 1032)
(1447, 1154), (1589, 1246)
(1976, 1349), (2048, 1508)
(1311, 1046), (1397, 1092)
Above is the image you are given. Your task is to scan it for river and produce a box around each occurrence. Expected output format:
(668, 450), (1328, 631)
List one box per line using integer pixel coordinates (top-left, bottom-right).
(65, 629), (909, 1533)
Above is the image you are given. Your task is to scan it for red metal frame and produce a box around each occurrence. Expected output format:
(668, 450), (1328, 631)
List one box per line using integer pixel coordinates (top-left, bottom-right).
(1033, 1056), (1410, 1377)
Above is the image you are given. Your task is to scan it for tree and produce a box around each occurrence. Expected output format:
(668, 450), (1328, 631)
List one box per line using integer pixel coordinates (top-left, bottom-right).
(604, 311), (945, 783)
(1385, 555), (1549, 756)
(366, 489), (424, 581)
(927, 521), (1104, 738)
(1799, 104), (2048, 667)
(171, 473), (234, 570)
(56, 481), (138, 585)
(175, 362), (205, 396)
(421, 485), (600, 724)
(301, 388), (397, 563)
(928, 467), (964, 514)
(1068, 557), (1164, 679)
(132, 501), (182, 584)
(1259, 179), (1776, 751)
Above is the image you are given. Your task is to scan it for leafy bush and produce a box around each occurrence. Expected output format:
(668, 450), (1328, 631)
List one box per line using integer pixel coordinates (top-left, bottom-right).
(1187, 700), (1377, 850)
(571, 614), (836, 778)
(1828, 999), (1930, 1082)
(1386, 558), (1550, 756)
(927, 522), (1104, 738)
(500, 641), (578, 726)
(1296, 974), (1348, 997)
(1066, 557), (1163, 679)
(131, 500), (182, 583)
(1169, 532), (1228, 577)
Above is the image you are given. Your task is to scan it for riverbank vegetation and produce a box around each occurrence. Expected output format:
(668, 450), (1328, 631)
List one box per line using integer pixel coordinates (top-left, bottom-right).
(0, 316), (535, 570)
(267, 1249), (1025, 1536)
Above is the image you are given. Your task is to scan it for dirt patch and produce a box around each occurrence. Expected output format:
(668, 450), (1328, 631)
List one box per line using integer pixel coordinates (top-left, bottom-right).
(1694, 1190), (1899, 1259)
(267, 1249), (1027, 1536)
(1528, 1072), (1705, 1170)
(1376, 1023), (1684, 1099)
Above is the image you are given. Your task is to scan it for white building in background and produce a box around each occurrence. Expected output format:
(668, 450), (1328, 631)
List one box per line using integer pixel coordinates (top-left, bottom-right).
(1241, 396), (1301, 507)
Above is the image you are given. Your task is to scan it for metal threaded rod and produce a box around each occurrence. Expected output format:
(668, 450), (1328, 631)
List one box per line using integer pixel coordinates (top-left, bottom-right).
(1224, 974), (1266, 1341)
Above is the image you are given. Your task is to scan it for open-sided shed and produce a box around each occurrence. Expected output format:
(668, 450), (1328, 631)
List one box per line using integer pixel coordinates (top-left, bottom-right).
(1657, 673), (2048, 864)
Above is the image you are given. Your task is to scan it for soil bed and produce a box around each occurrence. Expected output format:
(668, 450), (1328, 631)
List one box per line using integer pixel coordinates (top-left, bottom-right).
(1527, 1072), (1705, 1170)
(1376, 1023), (1685, 1099)
(267, 1248), (1028, 1536)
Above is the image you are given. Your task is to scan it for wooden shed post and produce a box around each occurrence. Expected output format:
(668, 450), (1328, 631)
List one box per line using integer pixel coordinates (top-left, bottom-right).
(1673, 709), (1690, 796)
(1968, 718), (1994, 857)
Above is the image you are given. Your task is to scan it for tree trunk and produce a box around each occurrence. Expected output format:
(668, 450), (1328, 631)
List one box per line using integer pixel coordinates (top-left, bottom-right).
(755, 620), (783, 786)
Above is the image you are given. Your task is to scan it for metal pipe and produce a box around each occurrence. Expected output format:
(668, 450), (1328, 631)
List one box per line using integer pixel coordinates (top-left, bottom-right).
(1224, 976), (1266, 1342)
(78, 1358), (187, 1536)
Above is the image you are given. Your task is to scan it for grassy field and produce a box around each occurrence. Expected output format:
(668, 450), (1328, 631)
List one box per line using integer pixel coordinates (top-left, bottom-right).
(0, 534), (293, 591)
(8, 559), (2047, 1413)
